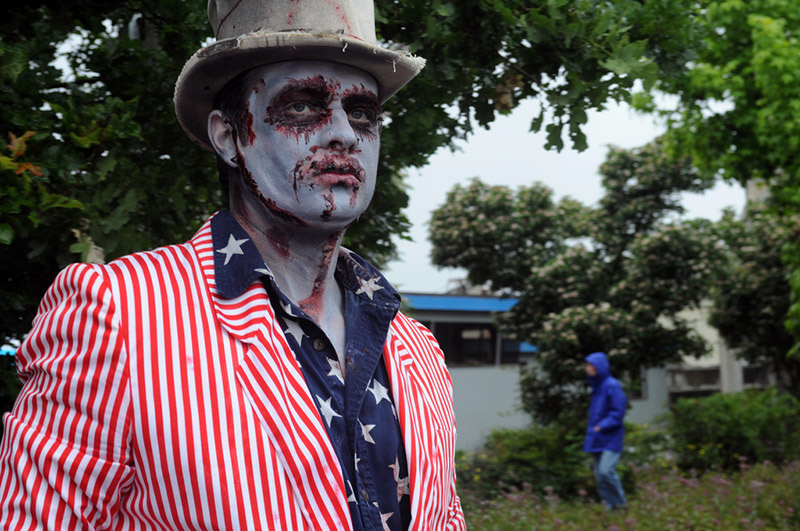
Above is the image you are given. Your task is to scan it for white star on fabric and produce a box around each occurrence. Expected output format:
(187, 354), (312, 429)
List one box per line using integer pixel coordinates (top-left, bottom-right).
(280, 299), (297, 317)
(380, 511), (394, 531)
(316, 395), (342, 426)
(368, 378), (391, 405)
(327, 357), (345, 384)
(216, 234), (249, 266)
(355, 276), (384, 300)
(346, 480), (357, 504)
(389, 456), (410, 501)
(283, 319), (306, 345)
(359, 420), (376, 444)
(354, 454), (361, 472)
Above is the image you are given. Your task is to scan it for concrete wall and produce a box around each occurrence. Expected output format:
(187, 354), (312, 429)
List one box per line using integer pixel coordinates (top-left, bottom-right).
(450, 365), (670, 451)
(626, 367), (669, 425)
(450, 366), (531, 451)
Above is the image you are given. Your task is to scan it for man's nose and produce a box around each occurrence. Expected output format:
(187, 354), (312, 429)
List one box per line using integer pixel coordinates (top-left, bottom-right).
(322, 107), (358, 150)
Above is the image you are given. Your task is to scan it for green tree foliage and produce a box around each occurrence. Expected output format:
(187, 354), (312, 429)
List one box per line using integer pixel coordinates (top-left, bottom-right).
(639, 0), (800, 356)
(429, 140), (721, 424)
(709, 207), (800, 397)
(1, 0), (699, 346)
(1, 2), (216, 345)
(378, 0), (697, 153)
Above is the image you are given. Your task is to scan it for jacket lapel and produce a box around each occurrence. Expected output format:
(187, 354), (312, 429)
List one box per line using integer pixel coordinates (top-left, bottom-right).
(192, 220), (351, 529)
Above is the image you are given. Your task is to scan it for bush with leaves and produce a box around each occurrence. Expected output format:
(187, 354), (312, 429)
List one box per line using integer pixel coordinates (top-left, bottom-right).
(456, 422), (594, 504)
(668, 388), (800, 472)
(430, 140), (722, 424)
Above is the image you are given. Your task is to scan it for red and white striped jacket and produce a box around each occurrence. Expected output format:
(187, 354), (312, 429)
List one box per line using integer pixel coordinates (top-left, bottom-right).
(0, 215), (465, 530)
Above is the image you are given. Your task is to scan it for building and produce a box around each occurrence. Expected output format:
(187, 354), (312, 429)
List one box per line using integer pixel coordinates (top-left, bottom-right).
(402, 292), (770, 451)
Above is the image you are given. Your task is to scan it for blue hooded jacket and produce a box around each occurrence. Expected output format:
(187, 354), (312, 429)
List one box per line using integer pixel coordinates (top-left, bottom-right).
(583, 352), (627, 453)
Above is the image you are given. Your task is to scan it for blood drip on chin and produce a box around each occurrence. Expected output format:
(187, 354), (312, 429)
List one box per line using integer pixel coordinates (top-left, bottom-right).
(321, 191), (335, 221)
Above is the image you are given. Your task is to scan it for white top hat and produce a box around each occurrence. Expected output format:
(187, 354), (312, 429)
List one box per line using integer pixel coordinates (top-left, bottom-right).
(174, 0), (426, 150)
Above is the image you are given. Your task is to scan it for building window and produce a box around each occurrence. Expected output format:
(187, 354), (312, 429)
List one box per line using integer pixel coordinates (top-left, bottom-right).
(743, 365), (769, 387)
(433, 322), (496, 366)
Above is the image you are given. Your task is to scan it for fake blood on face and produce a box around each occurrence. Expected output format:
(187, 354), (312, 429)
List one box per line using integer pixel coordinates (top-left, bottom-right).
(231, 130), (308, 228)
(265, 226), (290, 258)
(340, 84), (381, 142)
(289, 147), (365, 200)
(264, 75), (340, 144)
(321, 190), (335, 221)
(298, 233), (339, 317)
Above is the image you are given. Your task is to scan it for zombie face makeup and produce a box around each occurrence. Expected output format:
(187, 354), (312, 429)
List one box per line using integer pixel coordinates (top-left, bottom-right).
(232, 60), (381, 232)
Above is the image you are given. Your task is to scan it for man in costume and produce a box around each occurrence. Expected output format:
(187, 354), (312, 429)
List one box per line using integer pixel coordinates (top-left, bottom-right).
(0, 1), (465, 529)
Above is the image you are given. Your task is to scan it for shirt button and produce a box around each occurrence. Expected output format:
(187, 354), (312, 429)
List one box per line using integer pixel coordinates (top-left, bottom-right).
(361, 489), (369, 501)
(312, 338), (326, 351)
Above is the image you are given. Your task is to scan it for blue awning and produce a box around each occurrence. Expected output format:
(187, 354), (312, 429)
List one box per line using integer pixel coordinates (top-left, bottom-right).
(402, 293), (518, 312)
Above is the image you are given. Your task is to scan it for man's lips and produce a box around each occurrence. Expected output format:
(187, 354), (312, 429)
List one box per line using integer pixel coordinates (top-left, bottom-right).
(291, 151), (366, 195)
(314, 161), (363, 181)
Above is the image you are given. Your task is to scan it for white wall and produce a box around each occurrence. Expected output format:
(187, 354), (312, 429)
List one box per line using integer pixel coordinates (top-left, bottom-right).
(450, 365), (670, 450)
(450, 366), (532, 451)
(626, 367), (670, 425)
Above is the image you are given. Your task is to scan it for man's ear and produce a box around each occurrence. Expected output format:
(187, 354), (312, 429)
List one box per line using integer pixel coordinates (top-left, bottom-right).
(208, 110), (238, 168)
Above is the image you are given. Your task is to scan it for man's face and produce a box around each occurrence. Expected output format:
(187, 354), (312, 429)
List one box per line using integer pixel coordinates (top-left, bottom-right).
(234, 60), (381, 231)
(585, 363), (597, 377)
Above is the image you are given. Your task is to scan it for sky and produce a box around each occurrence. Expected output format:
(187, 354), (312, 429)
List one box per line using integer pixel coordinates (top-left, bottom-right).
(381, 98), (746, 293)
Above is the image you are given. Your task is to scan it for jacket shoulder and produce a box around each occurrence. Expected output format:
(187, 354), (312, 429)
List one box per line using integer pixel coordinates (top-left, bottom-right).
(389, 312), (442, 356)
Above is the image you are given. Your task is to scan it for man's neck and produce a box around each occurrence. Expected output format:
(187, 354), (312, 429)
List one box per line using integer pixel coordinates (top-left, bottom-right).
(233, 204), (347, 356)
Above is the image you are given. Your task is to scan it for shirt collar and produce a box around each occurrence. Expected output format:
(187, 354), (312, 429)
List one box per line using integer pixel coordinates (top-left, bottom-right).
(210, 209), (400, 312)
(211, 208), (273, 299)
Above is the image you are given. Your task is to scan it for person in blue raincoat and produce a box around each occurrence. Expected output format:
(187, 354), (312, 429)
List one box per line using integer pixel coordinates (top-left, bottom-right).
(583, 351), (628, 510)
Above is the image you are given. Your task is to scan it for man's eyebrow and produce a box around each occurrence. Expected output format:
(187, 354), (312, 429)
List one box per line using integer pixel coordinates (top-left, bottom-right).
(270, 76), (332, 103)
(341, 86), (379, 106)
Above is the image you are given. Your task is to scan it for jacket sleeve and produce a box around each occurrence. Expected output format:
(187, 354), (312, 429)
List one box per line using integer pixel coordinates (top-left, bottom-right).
(596, 381), (627, 431)
(0, 263), (133, 530)
(385, 314), (466, 531)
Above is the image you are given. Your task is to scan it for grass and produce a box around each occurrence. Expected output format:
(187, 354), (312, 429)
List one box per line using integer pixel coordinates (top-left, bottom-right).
(462, 460), (800, 530)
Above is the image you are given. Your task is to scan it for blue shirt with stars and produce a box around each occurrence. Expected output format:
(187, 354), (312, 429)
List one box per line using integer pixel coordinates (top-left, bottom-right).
(211, 209), (411, 531)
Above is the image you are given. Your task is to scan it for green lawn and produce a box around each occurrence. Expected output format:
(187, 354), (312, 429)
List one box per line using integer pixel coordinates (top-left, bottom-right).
(462, 460), (800, 530)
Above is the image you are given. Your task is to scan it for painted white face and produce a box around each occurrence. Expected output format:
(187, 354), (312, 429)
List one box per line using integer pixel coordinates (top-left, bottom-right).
(233, 60), (381, 232)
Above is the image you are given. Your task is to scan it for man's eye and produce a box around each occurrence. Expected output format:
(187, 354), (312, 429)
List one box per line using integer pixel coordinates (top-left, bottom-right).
(349, 108), (375, 124)
(289, 102), (311, 113)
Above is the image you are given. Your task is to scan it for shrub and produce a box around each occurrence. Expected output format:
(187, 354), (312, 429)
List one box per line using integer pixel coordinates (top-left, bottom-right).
(456, 423), (592, 504)
(668, 388), (800, 471)
(624, 421), (672, 469)
(456, 418), (643, 507)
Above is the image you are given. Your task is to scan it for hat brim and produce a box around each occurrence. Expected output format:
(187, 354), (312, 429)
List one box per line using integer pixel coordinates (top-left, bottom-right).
(174, 31), (425, 151)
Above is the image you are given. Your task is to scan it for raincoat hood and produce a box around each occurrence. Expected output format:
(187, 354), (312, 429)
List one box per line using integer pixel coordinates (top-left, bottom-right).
(586, 351), (610, 388)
